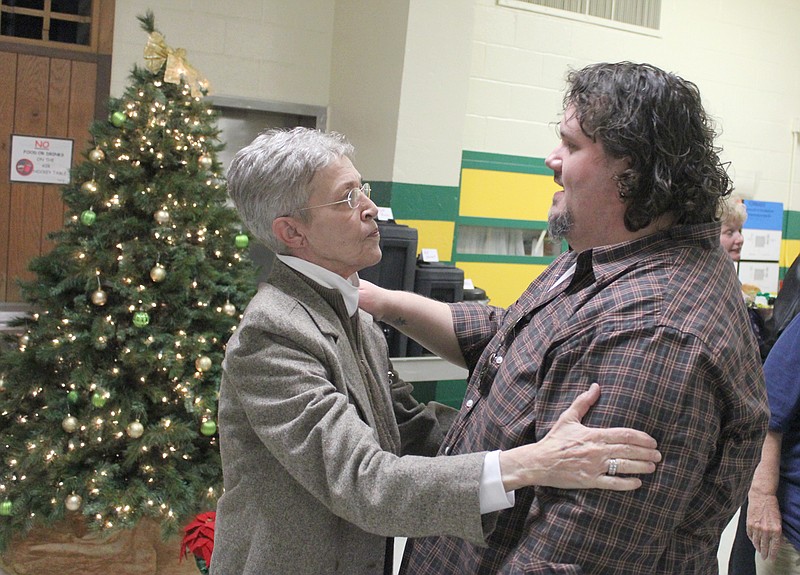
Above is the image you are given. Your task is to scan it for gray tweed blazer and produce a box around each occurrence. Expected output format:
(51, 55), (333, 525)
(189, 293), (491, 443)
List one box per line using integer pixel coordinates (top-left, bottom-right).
(210, 260), (487, 575)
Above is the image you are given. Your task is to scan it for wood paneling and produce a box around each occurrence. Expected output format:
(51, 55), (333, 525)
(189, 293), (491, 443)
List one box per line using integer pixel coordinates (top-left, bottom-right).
(8, 55), (49, 301)
(97, 0), (116, 55)
(42, 59), (72, 253)
(0, 1), (114, 302)
(0, 52), (17, 301)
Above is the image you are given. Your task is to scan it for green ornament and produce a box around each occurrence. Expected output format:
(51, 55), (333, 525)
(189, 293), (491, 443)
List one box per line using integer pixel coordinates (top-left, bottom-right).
(234, 234), (249, 249)
(91, 392), (107, 408)
(110, 111), (126, 127)
(67, 390), (79, 403)
(80, 209), (96, 226)
(133, 311), (150, 327)
(200, 420), (217, 436)
(0, 500), (12, 516)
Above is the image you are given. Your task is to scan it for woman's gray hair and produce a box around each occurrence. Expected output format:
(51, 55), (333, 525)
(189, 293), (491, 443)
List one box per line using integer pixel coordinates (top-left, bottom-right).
(226, 127), (354, 253)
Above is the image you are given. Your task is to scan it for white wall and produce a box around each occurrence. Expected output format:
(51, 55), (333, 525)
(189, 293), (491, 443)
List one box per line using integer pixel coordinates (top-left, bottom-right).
(392, 1), (475, 187)
(329, 0), (409, 182)
(464, 0), (800, 207)
(111, 0), (334, 108)
(109, 1), (800, 209)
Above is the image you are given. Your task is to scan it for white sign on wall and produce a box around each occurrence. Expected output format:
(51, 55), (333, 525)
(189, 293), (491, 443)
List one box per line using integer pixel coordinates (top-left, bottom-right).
(741, 229), (782, 262)
(738, 261), (780, 295)
(9, 135), (74, 185)
(739, 200), (784, 294)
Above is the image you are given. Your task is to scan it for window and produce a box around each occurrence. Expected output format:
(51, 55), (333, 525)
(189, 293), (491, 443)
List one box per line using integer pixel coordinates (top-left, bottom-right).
(498, 0), (661, 33)
(456, 225), (563, 258)
(1, 0), (94, 47)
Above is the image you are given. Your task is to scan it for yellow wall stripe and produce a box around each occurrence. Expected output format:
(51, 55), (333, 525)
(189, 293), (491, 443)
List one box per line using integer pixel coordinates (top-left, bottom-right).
(459, 169), (558, 221)
(396, 219), (455, 262)
(783, 239), (800, 269)
(455, 261), (549, 308)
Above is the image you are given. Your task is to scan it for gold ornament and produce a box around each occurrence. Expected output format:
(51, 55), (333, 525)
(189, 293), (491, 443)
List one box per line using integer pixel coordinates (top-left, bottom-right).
(126, 421), (144, 439)
(62, 416), (79, 433)
(81, 180), (98, 194)
(65, 493), (83, 512)
(154, 209), (170, 224)
(150, 264), (167, 282)
(91, 289), (108, 306)
(198, 154), (213, 170)
(18, 334), (30, 347)
(195, 356), (212, 372)
(222, 302), (236, 316)
(143, 31), (210, 97)
(88, 148), (105, 163)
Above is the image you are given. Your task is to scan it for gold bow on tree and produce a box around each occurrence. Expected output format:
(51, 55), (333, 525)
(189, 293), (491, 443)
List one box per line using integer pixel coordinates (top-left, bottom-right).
(143, 31), (210, 97)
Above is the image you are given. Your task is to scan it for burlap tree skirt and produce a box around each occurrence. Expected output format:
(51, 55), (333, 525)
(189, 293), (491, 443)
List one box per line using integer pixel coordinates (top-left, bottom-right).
(0, 517), (198, 575)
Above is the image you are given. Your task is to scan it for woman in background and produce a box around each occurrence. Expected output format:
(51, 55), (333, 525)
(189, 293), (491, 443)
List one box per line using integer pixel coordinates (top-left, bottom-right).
(725, 195), (769, 575)
(719, 197), (769, 360)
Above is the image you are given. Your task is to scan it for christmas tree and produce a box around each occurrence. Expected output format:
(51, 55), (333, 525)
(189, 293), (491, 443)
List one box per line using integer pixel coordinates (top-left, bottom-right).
(0, 12), (256, 550)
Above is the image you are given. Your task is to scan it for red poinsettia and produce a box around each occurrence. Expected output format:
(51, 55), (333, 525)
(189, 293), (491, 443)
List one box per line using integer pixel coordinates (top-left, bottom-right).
(180, 511), (216, 573)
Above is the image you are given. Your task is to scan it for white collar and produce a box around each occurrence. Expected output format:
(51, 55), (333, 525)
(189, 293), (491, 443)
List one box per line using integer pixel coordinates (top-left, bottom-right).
(275, 254), (360, 317)
(549, 262), (577, 292)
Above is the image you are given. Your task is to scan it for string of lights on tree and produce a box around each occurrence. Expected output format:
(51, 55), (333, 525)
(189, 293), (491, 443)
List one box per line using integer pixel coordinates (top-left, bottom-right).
(0, 12), (256, 548)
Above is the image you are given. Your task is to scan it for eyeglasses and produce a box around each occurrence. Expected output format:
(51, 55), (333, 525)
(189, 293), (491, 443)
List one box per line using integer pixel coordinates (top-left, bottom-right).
(297, 183), (371, 212)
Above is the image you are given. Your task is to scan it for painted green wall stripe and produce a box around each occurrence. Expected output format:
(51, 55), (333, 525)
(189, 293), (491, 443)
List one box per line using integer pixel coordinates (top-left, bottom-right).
(376, 181), (459, 221)
(462, 150), (552, 176)
(455, 253), (557, 265)
(785, 210), (800, 240)
(458, 216), (548, 230)
(369, 181), (393, 209)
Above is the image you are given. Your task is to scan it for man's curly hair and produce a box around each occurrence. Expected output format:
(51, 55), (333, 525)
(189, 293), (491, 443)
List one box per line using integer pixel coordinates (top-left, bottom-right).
(564, 62), (732, 232)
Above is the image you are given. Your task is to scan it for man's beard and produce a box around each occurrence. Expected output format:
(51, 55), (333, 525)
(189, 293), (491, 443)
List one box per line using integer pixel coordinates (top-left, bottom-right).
(547, 207), (574, 240)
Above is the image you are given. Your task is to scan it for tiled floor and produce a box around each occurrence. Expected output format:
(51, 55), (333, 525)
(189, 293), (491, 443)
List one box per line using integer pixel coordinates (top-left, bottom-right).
(0, 512), (741, 574)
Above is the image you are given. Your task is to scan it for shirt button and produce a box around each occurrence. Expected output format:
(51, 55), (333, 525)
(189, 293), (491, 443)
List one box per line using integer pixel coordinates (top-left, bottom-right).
(465, 399), (474, 408)
(494, 355), (503, 365)
(444, 446), (451, 455)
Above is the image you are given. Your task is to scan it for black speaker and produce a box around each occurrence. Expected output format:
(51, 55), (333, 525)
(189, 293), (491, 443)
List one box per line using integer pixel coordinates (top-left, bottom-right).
(406, 262), (464, 357)
(359, 221), (418, 357)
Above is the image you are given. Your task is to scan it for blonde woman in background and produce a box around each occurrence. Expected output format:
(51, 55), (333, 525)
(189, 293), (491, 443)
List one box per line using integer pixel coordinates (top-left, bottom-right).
(719, 196), (770, 360)
(720, 196), (747, 263)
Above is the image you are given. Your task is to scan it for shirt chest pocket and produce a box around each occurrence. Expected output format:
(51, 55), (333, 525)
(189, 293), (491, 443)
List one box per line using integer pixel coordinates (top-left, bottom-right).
(481, 328), (547, 442)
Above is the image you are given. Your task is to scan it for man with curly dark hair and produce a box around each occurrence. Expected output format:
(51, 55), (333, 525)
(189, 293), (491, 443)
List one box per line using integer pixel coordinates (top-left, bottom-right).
(360, 62), (769, 573)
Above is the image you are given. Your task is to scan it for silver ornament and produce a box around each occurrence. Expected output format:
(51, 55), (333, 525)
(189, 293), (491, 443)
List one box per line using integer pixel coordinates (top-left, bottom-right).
(65, 493), (83, 511)
(154, 209), (170, 224)
(62, 415), (79, 433)
(195, 356), (212, 372)
(126, 421), (144, 439)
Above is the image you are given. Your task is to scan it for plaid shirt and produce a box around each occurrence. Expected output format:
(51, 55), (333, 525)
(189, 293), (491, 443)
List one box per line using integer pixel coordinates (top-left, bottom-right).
(402, 222), (769, 574)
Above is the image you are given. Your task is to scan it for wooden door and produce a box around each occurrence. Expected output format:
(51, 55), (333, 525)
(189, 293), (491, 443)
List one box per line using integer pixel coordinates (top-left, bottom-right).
(0, 0), (115, 303)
